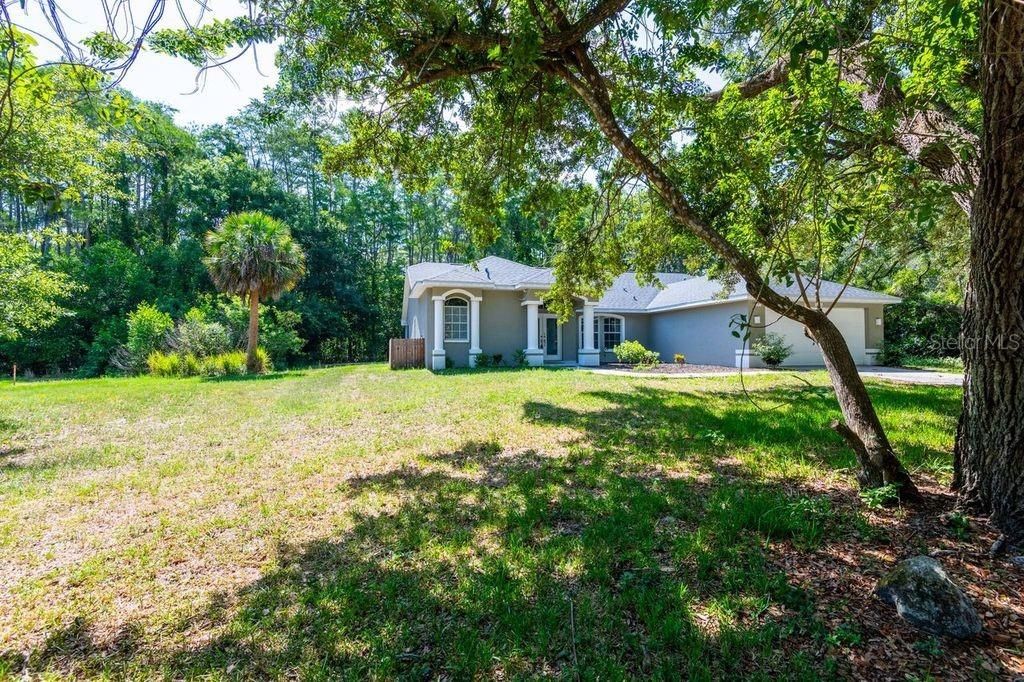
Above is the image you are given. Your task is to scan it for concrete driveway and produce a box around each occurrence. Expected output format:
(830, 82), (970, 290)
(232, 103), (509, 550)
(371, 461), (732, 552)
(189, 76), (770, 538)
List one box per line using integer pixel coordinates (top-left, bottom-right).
(857, 366), (963, 386)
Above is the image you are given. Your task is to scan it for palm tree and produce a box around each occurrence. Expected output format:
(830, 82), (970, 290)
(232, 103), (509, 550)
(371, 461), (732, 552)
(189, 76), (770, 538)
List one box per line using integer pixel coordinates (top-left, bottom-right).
(204, 211), (306, 373)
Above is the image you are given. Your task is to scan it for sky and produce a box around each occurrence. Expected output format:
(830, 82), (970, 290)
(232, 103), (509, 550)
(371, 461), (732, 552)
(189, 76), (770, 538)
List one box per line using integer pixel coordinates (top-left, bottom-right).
(11, 0), (280, 127)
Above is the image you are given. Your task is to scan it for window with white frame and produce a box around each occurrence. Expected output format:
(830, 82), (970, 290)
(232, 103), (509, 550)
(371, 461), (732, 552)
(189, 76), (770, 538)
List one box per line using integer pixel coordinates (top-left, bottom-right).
(579, 315), (624, 350)
(602, 316), (623, 350)
(443, 297), (469, 341)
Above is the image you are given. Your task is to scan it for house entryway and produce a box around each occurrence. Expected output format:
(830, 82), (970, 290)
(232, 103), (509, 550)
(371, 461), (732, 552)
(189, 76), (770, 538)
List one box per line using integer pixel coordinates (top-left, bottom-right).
(539, 314), (561, 362)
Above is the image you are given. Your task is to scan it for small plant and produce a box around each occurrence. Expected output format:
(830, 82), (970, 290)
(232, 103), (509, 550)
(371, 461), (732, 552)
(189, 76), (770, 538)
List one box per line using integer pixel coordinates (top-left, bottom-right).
(474, 353), (492, 368)
(944, 511), (971, 539)
(825, 622), (862, 647)
(492, 353), (503, 366)
(858, 483), (901, 509)
(512, 349), (528, 367)
(445, 356), (454, 370)
(696, 429), (725, 446)
(674, 353), (686, 364)
(914, 636), (943, 657)
(751, 332), (792, 368)
(614, 340), (660, 367)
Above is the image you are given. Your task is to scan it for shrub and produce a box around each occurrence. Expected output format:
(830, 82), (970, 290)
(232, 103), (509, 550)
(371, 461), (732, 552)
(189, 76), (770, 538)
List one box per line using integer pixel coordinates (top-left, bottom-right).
(492, 353), (503, 366)
(124, 303), (173, 373)
(318, 338), (345, 364)
(147, 349), (257, 378)
(474, 352), (492, 368)
(512, 349), (528, 367)
(674, 353), (686, 364)
(170, 308), (231, 358)
(874, 340), (906, 367)
(751, 332), (792, 368)
(147, 350), (179, 377)
(614, 339), (660, 367)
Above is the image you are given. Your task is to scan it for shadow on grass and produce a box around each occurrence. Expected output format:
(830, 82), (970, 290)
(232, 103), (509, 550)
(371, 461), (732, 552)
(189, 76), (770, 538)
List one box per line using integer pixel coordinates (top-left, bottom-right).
(0, 382), (963, 679)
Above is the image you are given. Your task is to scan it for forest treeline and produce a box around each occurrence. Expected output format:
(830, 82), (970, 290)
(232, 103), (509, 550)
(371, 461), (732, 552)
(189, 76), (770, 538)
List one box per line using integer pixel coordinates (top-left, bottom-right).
(0, 34), (562, 375)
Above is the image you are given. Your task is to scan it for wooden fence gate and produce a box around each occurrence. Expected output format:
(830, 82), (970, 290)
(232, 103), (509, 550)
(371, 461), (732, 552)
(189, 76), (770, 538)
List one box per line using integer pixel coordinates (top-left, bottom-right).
(389, 338), (425, 369)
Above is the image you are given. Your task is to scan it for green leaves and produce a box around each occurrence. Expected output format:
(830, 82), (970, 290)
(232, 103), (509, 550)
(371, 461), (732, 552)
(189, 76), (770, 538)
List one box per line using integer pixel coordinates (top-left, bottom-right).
(204, 211), (307, 301)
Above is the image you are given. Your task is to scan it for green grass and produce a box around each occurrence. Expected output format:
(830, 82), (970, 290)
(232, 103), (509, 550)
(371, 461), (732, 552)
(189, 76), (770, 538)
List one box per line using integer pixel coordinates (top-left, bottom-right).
(900, 356), (964, 372)
(0, 365), (960, 679)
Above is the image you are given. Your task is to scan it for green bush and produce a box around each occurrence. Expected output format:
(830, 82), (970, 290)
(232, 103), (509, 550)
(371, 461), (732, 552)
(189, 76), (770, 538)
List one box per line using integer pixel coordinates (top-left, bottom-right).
(252, 347), (273, 374)
(614, 339), (660, 367)
(512, 349), (528, 367)
(124, 303), (173, 373)
(147, 351), (179, 377)
(171, 308), (231, 358)
(474, 352), (492, 368)
(674, 353), (686, 364)
(147, 349), (259, 378)
(751, 332), (793, 368)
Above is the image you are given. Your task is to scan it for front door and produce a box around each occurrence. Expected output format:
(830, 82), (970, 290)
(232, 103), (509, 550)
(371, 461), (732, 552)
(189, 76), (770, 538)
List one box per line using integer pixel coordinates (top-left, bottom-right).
(539, 315), (561, 361)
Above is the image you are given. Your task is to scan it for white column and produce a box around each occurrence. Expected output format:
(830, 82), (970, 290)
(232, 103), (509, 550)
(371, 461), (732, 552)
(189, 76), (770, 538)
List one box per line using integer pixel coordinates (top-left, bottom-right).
(468, 296), (482, 367)
(578, 301), (600, 366)
(431, 295), (446, 370)
(526, 302), (540, 350)
(522, 298), (544, 366)
(583, 303), (596, 350)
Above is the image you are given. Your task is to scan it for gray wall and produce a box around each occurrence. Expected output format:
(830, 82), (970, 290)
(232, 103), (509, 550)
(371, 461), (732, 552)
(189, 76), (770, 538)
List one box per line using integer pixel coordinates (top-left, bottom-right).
(479, 290), (528, 364)
(649, 301), (749, 366)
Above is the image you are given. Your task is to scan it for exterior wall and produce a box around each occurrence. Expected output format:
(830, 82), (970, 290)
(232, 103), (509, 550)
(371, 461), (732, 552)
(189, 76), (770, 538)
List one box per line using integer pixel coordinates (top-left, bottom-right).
(560, 315), (578, 362)
(648, 301), (750, 366)
(423, 286), (485, 368)
(479, 290), (529, 364)
(743, 301), (887, 366)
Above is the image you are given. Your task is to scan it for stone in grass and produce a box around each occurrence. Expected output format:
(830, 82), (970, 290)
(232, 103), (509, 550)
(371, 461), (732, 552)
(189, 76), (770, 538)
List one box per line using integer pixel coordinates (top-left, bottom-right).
(874, 555), (982, 639)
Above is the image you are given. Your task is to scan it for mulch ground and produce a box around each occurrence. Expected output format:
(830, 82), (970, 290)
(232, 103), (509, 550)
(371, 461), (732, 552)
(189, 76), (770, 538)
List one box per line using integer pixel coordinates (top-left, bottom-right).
(768, 479), (1023, 680)
(602, 362), (741, 373)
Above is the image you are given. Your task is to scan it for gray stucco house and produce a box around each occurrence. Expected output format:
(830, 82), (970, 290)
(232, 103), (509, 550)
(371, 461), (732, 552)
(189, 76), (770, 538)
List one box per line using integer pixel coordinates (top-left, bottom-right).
(401, 256), (900, 370)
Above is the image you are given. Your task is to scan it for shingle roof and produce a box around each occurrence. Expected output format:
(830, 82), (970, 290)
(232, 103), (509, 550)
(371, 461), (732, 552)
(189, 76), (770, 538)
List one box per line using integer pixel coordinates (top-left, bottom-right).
(596, 272), (691, 309)
(405, 257), (899, 310)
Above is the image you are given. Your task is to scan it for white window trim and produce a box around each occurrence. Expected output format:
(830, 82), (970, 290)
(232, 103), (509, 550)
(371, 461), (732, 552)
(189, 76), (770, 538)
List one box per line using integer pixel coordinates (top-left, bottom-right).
(443, 296), (470, 342)
(578, 314), (625, 351)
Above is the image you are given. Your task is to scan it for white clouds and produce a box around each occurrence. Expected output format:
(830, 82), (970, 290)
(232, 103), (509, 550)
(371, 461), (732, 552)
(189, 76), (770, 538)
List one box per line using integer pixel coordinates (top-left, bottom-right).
(11, 0), (279, 126)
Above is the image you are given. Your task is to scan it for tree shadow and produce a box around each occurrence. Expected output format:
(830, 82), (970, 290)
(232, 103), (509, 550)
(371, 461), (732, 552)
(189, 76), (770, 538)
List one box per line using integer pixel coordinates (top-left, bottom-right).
(1, 383), (976, 679)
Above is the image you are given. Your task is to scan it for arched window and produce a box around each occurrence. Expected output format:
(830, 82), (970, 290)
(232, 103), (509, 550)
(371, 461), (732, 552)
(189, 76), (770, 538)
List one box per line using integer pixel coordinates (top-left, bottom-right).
(444, 297), (469, 341)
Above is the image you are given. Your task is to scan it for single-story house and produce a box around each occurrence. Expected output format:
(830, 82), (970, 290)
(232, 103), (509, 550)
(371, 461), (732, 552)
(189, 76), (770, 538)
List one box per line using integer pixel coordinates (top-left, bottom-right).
(401, 256), (900, 370)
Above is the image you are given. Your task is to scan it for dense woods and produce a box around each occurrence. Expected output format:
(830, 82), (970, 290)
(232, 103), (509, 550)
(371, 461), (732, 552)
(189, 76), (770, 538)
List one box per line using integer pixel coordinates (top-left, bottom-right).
(0, 32), (560, 375)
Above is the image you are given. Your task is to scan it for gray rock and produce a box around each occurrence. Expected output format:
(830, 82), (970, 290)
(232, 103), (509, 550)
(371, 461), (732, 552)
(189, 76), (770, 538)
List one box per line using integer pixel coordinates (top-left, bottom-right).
(874, 555), (983, 639)
(1010, 556), (1024, 568)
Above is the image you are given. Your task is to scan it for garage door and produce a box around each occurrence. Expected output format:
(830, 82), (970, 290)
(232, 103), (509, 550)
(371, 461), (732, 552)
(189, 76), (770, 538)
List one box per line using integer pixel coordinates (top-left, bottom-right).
(770, 308), (866, 366)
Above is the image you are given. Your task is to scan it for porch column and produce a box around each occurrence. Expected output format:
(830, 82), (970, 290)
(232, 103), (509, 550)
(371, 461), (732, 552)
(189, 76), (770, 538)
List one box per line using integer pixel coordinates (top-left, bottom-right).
(468, 296), (482, 367)
(431, 295), (446, 370)
(522, 298), (544, 366)
(578, 301), (600, 366)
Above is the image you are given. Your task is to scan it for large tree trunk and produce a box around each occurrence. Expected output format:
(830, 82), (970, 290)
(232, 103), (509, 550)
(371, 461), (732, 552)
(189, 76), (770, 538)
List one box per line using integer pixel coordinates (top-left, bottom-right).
(953, 0), (1024, 547)
(246, 291), (261, 373)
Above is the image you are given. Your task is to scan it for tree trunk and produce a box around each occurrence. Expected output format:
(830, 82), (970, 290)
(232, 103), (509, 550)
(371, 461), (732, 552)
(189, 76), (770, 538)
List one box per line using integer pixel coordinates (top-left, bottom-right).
(953, 0), (1024, 547)
(807, 312), (919, 496)
(246, 291), (261, 373)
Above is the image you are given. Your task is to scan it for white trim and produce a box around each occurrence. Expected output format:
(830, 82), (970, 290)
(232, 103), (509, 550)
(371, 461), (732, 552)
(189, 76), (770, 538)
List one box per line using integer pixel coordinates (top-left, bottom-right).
(735, 349), (758, 369)
(442, 295), (470, 342)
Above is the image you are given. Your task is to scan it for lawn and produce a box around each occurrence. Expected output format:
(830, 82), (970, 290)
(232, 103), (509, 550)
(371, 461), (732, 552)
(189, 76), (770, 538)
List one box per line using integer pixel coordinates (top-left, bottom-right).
(0, 365), (1018, 679)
